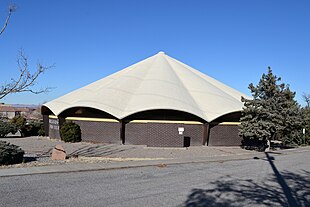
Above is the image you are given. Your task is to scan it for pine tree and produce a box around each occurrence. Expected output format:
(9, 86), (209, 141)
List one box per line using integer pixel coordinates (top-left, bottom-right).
(239, 67), (303, 150)
(304, 109), (310, 144)
(277, 87), (303, 146)
(302, 94), (310, 144)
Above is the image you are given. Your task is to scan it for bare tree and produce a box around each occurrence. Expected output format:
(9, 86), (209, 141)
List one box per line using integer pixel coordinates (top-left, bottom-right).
(0, 1), (16, 35)
(1, 2), (53, 100)
(303, 93), (310, 108)
(0, 50), (53, 99)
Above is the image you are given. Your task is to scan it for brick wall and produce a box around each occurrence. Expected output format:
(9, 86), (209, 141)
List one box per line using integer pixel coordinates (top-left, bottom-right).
(48, 116), (241, 147)
(48, 118), (61, 139)
(125, 122), (204, 147)
(208, 124), (242, 146)
(48, 117), (121, 144)
(73, 120), (121, 144)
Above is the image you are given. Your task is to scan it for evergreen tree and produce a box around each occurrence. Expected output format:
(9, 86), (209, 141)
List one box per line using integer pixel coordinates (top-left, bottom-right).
(240, 67), (303, 150)
(302, 94), (310, 144)
(278, 87), (303, 146)
(304, 109), (310, 144)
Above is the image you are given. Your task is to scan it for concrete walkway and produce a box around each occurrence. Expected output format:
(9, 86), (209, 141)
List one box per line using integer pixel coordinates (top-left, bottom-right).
(0, 137), (309, 177)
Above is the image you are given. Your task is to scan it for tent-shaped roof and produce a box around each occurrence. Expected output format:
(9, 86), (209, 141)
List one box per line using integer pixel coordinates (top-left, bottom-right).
(44, 52), (248, 122)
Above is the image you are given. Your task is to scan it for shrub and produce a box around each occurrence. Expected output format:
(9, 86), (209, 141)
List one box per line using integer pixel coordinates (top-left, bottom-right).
(0, 120), (17, 137)
(241, 137), (268, 152)
(60, 122), (81, 143)
(10, 116), (26, 135)
(38, 126), (45, 136)
(21, 121), (44, 137)
(0, 141), (24, 165)
(11, 116), (45, 137)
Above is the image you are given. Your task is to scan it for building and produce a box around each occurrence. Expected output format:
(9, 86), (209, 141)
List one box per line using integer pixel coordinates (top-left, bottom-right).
(42, 52), (248, 147)
(0, 104), (35, 119)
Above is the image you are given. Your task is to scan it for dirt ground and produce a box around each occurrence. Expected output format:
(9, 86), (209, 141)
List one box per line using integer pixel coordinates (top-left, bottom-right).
(0, 136), (258, 160)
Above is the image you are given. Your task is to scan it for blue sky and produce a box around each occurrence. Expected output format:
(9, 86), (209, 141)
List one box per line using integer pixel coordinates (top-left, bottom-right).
(0, 0), (309, 106)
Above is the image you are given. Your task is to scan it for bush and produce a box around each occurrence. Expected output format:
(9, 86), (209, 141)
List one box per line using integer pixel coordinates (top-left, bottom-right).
(21, 121), (44, 137)
(0, 120), (17, 137)
(0, 141), (24, 165)
(38, 126), (45, 136)
(11, 116), (45, 137)
(60, 122), (81, 143)
(10, 116), (26, 135)
(241, 137), (268, 152)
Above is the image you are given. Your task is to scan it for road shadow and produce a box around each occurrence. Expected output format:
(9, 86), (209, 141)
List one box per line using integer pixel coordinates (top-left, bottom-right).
(182, 153), (310, 207)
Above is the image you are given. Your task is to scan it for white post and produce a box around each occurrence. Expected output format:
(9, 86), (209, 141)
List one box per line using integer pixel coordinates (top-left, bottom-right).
(265, 139), (270, 152)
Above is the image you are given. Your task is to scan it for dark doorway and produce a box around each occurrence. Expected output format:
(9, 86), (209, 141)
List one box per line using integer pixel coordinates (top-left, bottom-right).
(184, 136), (191, 147)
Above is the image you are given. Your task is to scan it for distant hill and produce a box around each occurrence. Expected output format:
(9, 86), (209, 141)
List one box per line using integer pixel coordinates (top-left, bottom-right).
(11, 104), (39, 109)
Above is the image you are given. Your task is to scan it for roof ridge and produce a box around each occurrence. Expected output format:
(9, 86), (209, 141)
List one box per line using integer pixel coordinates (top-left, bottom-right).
(167, 56), (244, 104)
(122, 53), (159, 115)
(163, 54), (208, 121)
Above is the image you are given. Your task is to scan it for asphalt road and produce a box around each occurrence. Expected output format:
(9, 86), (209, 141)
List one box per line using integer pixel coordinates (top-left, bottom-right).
(0, 149), (309, 207)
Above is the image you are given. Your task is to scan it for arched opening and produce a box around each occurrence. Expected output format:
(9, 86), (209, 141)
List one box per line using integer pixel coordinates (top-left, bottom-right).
(210, 111), (241, 123)
(124, 109), (206, 123)
(41, 105), (54, 116)
(59, 107), (118, 120)
(60, 107), (120, 144)
(123, 109), (207, 147)
(44, 106), (121, 144)
(208, 111), (242, 146)
(41, 106), (56, 137)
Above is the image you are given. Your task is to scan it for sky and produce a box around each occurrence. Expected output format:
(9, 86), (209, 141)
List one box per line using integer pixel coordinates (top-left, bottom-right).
(0, 0), (309, 106)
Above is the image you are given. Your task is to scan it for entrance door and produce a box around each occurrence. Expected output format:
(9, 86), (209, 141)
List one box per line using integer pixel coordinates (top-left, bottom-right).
(183, 136), (191, 147)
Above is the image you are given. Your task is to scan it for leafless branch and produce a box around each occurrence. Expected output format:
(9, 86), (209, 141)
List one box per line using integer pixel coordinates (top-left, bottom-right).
(0, 49), (54, 99)
(0, 1), (16, 36)
(303, 93), (310, 108)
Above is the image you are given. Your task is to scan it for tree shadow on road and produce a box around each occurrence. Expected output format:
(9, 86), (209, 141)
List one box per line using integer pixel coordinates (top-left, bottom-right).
(183, 153), (310, 207)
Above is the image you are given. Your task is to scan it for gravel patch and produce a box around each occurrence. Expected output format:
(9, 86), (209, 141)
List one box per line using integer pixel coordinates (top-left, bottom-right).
(0, 136), (258, 169)
(0, 155), (170, 169)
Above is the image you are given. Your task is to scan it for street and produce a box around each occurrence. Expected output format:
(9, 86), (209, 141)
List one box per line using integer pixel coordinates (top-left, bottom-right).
(0, 148), (309, 207)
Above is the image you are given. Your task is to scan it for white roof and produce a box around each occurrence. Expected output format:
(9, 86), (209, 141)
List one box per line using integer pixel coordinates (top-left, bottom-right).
(44, 52), (248, 122)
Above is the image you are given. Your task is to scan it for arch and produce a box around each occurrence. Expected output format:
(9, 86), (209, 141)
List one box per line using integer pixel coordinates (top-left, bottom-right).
(123, 109), (207, 147)
(41, 105), (55, 137)
(58, 106), (119, 120)
(41, 105), (55, 116)
(123, 109), (206, 123)
(208, 111), (242, 146)
(210, 111), (241, 124)
(58, 107), (121, 144)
